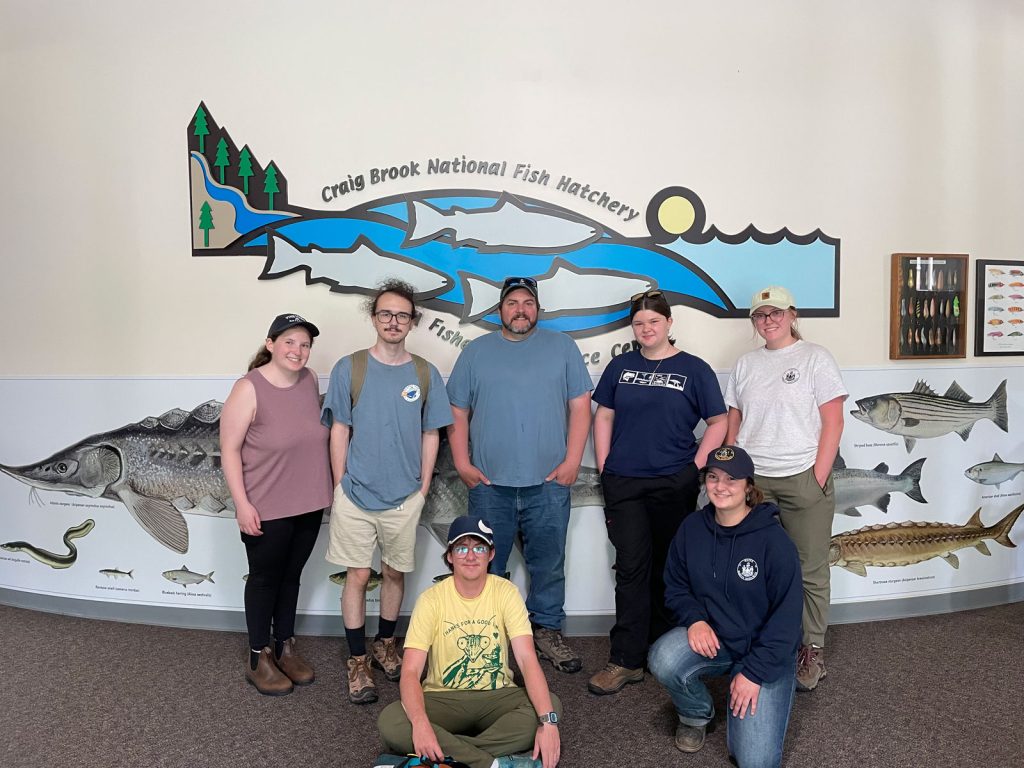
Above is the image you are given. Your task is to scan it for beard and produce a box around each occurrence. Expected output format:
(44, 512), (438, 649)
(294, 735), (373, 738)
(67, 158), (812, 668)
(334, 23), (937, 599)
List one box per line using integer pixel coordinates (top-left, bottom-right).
(501, 313), (537, 336)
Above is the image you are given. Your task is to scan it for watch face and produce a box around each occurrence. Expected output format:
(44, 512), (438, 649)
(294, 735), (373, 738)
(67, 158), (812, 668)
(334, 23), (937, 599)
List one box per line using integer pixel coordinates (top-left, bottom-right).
(540, 712), (559, 724)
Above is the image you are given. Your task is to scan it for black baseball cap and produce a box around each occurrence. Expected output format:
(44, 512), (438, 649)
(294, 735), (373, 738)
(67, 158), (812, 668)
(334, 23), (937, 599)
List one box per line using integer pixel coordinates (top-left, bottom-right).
(447, 517), (494, 548)
(500, 276), (539, 302)
(704, 445), (755, 480)
(267, 313), (320, 339)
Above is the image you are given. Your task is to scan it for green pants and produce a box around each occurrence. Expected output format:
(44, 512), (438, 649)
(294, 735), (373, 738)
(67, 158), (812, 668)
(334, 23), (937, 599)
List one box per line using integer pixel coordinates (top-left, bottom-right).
(378, 687), (562, 768)
(755, 467), (835, 647)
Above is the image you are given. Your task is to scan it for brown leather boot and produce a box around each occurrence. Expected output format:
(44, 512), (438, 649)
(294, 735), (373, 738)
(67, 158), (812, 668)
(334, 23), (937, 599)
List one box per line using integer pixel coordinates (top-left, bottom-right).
(276, 637), (315, 685)
(245, 647), (293, 696)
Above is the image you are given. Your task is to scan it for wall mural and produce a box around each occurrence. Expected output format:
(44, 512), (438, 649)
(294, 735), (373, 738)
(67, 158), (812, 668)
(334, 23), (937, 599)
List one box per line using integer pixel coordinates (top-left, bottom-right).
(186, 103), (841, 334)
(1, 367), (1021, 622)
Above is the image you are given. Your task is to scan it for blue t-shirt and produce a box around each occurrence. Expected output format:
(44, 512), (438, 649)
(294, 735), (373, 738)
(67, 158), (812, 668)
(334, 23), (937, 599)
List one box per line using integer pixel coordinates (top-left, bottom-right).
(593, 349), (725, 477)
(446, 328), (594, 487)
(321, 353), (453, 511)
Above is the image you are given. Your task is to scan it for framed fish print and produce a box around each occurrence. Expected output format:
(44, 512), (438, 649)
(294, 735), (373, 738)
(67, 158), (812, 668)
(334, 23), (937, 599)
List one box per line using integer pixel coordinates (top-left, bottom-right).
(889, 253), (968, 360)
(974, 258), (1024, 356)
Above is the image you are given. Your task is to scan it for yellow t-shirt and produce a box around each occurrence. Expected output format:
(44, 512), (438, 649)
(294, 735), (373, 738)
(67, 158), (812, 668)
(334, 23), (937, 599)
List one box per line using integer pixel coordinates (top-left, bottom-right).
(406, 574), (532, 693)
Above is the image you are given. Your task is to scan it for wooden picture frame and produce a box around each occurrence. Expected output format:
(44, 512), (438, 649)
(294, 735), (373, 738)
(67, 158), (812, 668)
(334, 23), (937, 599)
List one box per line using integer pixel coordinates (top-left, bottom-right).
(889, 253), (967, 359)
(974, 258), (1024, 356)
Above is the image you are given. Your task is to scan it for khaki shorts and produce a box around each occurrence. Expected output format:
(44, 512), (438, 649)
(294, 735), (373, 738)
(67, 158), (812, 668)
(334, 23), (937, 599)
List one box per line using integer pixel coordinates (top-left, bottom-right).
(326, 485), (425, 572)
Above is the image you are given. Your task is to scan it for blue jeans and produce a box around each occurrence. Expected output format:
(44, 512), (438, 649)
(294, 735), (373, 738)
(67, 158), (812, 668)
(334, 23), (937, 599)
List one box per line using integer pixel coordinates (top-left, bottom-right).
(649, 628), (796, 768)
(468, 481), (570, 630)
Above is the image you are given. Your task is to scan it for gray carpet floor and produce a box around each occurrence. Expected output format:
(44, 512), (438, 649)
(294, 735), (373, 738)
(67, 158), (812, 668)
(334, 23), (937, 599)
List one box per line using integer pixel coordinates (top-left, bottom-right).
(1, 601), (1021, 768)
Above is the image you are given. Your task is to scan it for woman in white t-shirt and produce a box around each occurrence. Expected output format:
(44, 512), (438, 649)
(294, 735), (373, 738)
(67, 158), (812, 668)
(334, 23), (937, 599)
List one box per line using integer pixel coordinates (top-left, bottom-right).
(724, 286), (847, 694)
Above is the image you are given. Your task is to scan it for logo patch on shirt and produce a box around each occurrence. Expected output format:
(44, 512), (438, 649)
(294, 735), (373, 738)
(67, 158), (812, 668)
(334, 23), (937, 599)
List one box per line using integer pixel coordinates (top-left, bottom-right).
(618, 370), (687, 392)
(401, 384), (421, 402)
(782, 368), (800, 384)
(737, 558), (759, 581)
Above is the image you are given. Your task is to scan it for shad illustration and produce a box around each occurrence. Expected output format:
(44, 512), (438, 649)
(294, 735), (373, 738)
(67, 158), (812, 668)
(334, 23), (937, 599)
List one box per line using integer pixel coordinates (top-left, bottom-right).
(964, 454), (1024, 488)
(832, 455), (927, 517)
(0, 403), (604, 555)
(187, 103), (841, 337)
(1, 518), (95, 569)
(850, 379), (1008, 452)
(828, 504), (1023, 577)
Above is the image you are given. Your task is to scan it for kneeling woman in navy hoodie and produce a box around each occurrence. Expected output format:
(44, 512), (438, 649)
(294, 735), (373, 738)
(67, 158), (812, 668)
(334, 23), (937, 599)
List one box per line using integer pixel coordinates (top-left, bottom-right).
(649, 445), (802, 768)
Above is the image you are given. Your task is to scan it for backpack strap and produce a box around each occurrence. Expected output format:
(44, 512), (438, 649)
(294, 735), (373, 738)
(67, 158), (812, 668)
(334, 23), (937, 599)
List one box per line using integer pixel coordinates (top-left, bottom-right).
(349, 349), (369, 409)
(410, 354), (430, 412)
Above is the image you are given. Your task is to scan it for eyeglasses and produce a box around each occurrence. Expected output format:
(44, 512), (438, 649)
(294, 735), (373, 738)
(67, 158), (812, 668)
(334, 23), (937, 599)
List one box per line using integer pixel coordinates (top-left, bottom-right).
(630, 289), (663, 302)
(451, 544), (490, 556)
(374, 310), (414, 324)
(750, 308), (787, 324)
(502, 276), (538, 290)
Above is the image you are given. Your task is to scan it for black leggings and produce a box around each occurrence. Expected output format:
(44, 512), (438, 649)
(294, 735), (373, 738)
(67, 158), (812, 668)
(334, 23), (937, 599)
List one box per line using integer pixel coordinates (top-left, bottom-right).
(241, 509), (323, 649)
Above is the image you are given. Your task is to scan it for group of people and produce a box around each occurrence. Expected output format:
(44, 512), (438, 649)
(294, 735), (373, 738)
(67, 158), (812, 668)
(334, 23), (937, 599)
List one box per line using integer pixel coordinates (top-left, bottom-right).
(219, 276), (846, 768)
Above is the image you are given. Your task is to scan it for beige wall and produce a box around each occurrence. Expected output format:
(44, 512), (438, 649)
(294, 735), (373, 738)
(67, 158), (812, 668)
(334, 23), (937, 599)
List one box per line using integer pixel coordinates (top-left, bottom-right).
(2, 0), (1023, 376)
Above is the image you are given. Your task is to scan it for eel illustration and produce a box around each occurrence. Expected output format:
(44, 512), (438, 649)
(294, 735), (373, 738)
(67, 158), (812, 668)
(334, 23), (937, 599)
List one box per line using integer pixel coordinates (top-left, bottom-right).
(829, 504), (1023, 576)
(1, 519), (95, 569)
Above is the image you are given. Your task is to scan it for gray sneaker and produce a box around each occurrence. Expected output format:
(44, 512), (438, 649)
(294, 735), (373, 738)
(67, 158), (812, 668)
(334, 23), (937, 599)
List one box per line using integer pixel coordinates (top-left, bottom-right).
(674, 722), (707, 753)
(533, 627), (582, 674)
(796, 644), (826, 692)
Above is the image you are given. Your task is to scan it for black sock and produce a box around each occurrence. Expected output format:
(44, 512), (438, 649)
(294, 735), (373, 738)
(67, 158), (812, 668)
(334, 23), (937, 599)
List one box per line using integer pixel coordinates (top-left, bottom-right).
(249, 648), (261, 671)
(376, 618), (398, 641)
(346, 625), (366, 657)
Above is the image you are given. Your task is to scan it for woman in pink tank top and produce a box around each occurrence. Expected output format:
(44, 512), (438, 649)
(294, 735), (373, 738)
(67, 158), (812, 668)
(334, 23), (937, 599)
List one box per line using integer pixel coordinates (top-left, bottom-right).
(220, 313), (333, 696)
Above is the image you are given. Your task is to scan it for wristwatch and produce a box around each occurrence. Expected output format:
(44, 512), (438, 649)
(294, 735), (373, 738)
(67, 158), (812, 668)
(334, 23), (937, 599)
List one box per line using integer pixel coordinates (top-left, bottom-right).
(538, 712), (559, 726)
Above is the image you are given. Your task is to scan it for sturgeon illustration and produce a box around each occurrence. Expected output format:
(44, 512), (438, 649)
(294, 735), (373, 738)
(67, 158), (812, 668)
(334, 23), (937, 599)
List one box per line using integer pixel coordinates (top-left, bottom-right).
(832, 455), (927, 517)
(828, 504), (1023, 577)
(2, 403), (605, 555)
(850, 379), (1008, 452)
(964, 454), (1024, 488)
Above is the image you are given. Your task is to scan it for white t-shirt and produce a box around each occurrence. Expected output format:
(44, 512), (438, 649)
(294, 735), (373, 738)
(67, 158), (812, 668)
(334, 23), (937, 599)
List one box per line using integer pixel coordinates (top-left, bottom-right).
(725, 340), (847, 477)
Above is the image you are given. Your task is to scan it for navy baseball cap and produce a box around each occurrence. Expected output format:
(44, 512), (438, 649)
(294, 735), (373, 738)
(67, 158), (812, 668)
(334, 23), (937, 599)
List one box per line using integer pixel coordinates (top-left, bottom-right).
(447, 517), (494, 548)
(704, 445), (756, 480)
(267, 313), (320, 338)
(500, 276), (539, 302)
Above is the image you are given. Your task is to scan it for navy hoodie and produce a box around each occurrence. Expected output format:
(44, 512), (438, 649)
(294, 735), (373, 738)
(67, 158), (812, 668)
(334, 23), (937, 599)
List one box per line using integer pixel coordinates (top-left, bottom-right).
(664, 501), (802, 686)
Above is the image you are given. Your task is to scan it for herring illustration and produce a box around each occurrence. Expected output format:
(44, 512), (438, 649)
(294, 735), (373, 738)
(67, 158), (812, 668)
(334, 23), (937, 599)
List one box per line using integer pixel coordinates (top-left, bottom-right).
(404, 193), (603, 253)
(1, 519), (95, 569)
(832, 455), (926, 517)
(850, 379), (1008, 452)
(459, 259), (654, 322)
(964, 454), (1024, 488)
(828, 504), (1023, 577)
(162, 565), (215, 587)
(263, 233), (453, 298)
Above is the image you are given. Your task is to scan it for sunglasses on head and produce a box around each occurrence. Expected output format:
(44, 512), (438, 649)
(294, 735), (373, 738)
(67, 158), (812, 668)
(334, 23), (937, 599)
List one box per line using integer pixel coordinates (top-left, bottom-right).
(503, 276), (538, 290)
(630, 289), (664, 302)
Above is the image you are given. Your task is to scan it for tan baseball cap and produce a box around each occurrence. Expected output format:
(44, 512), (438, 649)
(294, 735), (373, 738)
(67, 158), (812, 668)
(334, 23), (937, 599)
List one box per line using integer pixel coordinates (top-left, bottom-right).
(749, 286), (795, 316)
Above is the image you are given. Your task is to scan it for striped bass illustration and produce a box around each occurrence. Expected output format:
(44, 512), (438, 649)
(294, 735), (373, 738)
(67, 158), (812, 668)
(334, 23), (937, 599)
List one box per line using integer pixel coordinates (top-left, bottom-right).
(850, 379), (1008, 452)
(0, 402), (232, 554)
(832, 455), (926, 517)
(828, 504), (1023, 577)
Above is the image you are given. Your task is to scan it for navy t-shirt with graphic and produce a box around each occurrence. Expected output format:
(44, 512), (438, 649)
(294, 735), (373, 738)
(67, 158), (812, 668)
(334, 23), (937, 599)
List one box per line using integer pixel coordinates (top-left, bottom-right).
(594, 349), (725, 477)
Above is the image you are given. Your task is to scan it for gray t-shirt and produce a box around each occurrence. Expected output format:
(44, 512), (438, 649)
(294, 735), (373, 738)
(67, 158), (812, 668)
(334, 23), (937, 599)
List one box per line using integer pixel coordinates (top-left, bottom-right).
(321, 353), (453, 510)
(446, 328), (594, 487)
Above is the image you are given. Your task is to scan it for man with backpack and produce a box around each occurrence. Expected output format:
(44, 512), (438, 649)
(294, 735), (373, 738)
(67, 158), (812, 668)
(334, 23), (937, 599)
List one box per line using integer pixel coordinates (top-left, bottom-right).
(321, 280), (453, 704)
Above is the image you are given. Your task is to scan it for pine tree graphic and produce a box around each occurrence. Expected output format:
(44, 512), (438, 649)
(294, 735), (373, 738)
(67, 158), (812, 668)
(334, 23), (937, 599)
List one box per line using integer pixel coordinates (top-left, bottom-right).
(238, 146), (254, 195)
(264, 162), (280, 209)
(193, 106), (210, 154)
(199, 201), (214, 247)
(214, 137), (230, 184)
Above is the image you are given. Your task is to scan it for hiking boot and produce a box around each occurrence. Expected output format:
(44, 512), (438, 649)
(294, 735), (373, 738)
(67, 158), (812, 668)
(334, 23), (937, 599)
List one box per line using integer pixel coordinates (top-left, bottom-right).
(796, 644), (826, 691)
(533, 627), (582, 674)
(347, 654), (378, 704)
(587, 662), (643, 695)
(245, 647), (293, 696)
(370, 636), (402, 682)
(275, 637), (315, 685)
(674, 722), (708, 753)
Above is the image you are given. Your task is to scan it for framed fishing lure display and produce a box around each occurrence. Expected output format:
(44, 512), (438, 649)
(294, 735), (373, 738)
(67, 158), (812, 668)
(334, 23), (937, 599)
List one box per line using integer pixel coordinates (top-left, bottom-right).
(889, 253), (967, 360)
(974, 258), (1024, 356)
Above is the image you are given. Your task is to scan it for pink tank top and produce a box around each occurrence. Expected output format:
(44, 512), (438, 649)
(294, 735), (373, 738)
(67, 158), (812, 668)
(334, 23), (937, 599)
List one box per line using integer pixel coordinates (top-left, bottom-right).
(240, 367), (332, 521)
